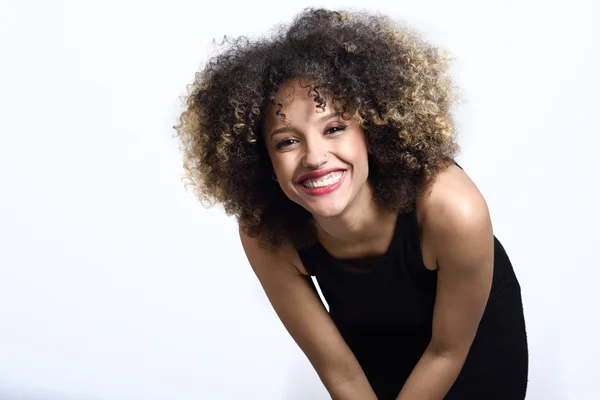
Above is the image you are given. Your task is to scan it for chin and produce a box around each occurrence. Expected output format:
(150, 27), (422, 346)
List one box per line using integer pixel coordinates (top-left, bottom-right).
(302, 198), (349, 219)
(284, 182), (356, 218)
(309, 208), (343, 219)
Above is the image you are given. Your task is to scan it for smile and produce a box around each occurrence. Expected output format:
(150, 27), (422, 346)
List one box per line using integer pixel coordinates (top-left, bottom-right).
(297, 170), (346, 197)
(301, 171), (345, 188)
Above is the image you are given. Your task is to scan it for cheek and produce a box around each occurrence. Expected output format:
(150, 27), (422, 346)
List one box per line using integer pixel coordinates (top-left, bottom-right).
(270, 154), (298, 183)
(347, 141), (370, 181)
(265, 146), (283, 169)
(344, 136), (369, 166)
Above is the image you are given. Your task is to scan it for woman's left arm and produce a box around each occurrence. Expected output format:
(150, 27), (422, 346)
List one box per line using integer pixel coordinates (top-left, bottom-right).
(396, 170), (494, 400)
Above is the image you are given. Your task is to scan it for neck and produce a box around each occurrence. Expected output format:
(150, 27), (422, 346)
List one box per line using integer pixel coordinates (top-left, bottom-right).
(312, 185), (395, 249)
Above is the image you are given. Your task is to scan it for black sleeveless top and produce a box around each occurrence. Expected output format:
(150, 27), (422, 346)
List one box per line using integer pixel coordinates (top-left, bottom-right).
(297, 210), (529, 399)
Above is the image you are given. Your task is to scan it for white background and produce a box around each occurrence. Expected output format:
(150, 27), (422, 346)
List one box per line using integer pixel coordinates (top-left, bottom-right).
(1, 0), (598, 399)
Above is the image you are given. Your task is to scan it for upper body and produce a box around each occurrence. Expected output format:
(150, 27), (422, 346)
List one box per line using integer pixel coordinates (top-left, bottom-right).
(237, 72), (494, 400)
(175, 8), (516, 400)
(239, 143), (494, 400)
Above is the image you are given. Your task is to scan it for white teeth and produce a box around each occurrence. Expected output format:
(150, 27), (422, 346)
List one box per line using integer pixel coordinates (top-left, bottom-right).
(302, 171), (344, 189)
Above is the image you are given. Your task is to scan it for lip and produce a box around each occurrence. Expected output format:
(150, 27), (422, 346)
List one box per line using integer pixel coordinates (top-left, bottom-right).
(296, 170), (346, 197)
(297, 168), (346, 183)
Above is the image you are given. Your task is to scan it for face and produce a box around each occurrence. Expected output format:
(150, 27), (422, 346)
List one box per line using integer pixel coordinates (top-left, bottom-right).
(262, 79), (371, 218)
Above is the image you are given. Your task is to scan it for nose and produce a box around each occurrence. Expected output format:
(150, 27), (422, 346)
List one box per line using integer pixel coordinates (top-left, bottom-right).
(301, 137), (329, 168)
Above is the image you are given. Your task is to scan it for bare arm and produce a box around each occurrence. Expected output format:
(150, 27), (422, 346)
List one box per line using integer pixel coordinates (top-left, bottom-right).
(397, 166), (494, 399)
(239, 227), (377, 400)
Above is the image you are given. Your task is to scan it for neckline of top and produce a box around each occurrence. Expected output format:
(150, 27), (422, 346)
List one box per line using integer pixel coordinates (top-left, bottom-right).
(314, 211), (405, 275)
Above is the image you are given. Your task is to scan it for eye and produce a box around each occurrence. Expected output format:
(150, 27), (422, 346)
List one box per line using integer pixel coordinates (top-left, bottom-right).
(326, 125), (346, 135)
(275, 138), (298, 150)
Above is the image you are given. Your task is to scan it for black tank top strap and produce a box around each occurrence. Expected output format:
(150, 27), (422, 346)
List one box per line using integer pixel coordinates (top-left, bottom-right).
(297, 245), (318, 276)
(399, 158), (462, 290)
(399, 206), (437, 293)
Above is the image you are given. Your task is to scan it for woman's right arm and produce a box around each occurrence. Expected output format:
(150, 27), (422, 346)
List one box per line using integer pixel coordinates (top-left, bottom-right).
(239, 227), (378, 400)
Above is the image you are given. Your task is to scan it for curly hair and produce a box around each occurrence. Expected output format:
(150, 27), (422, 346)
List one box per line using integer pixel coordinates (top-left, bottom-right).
(174, 8), (460, 250)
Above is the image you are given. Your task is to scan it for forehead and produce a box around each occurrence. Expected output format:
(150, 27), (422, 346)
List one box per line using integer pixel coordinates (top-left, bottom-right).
(262, 79), (330, 127)
(274, 79), (307, 105)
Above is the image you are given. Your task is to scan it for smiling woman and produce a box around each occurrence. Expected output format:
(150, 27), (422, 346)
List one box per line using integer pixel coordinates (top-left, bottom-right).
(174, 8), (528, 400)
(262, 79), (371, 219)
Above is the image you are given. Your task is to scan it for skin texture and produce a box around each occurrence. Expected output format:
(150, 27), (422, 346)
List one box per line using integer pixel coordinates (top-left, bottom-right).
(262, 79), (398, 249)
(239, 228), (379, 400)
(398, 166), (494, 399)
(264, 79), (371, 219)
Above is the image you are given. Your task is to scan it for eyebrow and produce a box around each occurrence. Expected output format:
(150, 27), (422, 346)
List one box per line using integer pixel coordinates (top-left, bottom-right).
(269, 111), (340, 139)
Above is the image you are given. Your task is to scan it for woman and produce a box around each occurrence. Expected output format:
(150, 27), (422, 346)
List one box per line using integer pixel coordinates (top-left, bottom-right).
(175, 8), (528, 399)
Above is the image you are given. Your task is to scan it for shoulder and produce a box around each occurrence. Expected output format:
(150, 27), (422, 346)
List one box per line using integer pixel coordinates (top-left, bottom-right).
(417, 164), (493, 267)
(418, 164), (490, 234)
(238, 225), (310, 276)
